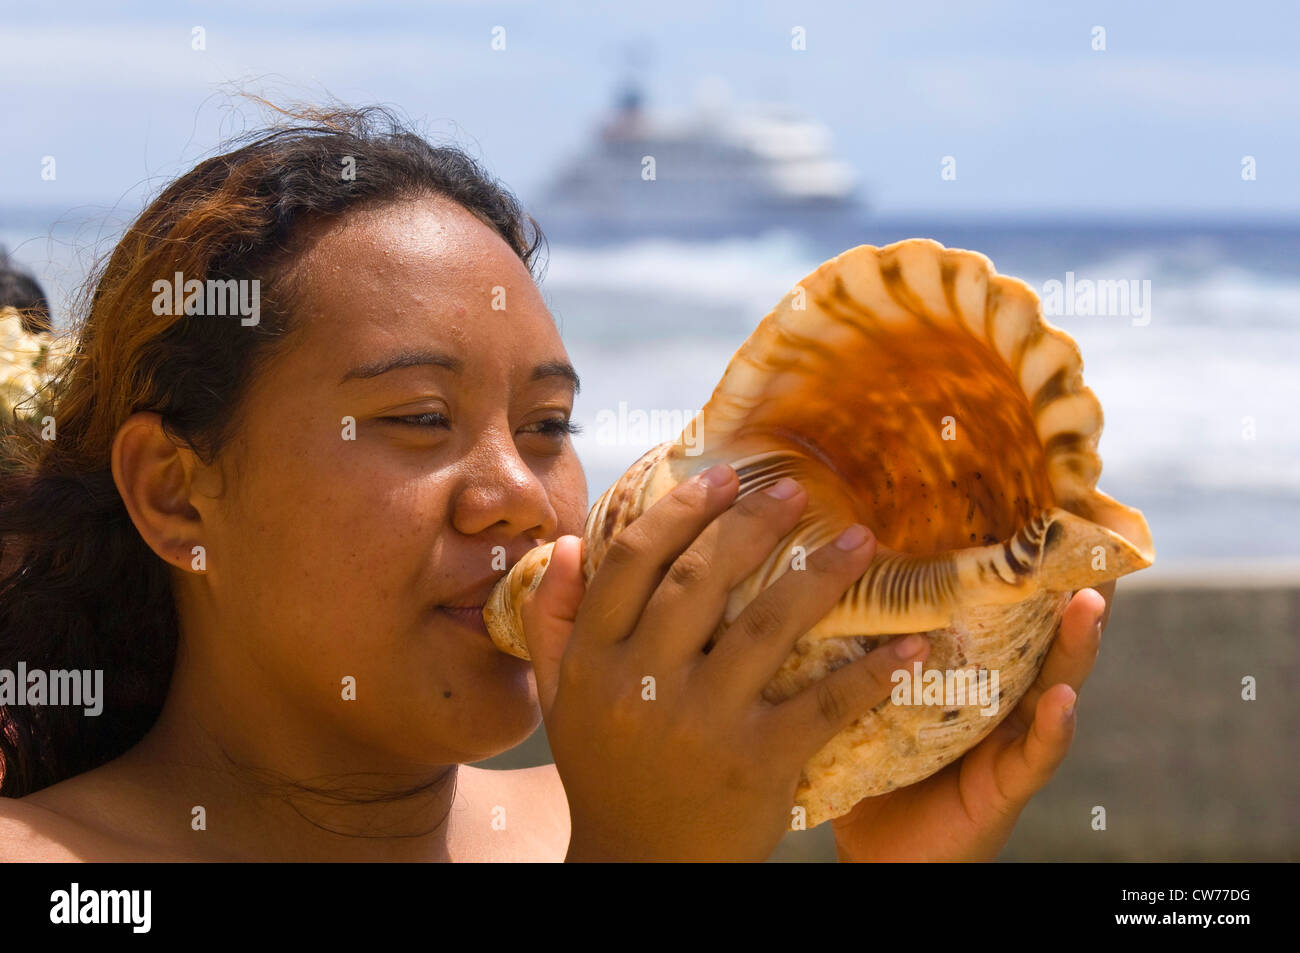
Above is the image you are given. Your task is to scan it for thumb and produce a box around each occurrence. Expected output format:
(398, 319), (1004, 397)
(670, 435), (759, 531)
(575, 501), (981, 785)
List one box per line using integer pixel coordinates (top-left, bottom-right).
(518, 534), (586, 713)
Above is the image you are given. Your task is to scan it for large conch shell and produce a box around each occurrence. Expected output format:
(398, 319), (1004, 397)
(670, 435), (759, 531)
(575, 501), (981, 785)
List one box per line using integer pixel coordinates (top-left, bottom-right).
(485, 238), (1154, 827)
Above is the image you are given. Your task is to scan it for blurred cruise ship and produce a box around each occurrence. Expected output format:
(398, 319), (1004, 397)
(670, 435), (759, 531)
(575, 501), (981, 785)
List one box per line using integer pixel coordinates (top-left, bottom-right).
(533, 80), (868, 243)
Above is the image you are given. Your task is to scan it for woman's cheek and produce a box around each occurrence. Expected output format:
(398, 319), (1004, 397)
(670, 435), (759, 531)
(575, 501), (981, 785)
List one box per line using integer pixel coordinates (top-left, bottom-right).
(552, 456), (589, 534)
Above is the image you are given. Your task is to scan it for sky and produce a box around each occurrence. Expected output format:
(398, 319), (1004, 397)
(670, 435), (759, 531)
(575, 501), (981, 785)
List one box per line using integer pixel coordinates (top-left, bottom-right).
(1, 0), (1297, 219)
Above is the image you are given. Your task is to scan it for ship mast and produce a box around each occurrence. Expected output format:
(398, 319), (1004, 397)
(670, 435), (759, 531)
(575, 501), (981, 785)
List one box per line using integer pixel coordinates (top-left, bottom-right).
(602, 38), (651, 140)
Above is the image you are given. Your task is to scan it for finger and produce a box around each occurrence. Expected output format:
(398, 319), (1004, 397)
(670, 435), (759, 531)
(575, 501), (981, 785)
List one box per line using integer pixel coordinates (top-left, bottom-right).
(573, 463), (739, 646)
(1008, 587), (1104, 733)
(631, 477), (811, 663)
(518, 535), (585, 713)
(992, 683), (1076, 811)
(772, 631), (933, 760)
(704, 522), (878, 697)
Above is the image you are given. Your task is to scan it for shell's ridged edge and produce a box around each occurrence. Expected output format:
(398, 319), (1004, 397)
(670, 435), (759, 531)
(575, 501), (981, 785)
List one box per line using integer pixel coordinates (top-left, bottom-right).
(580, 442), (675, 575)
(682, 238), (1154, 566)
(483, 542), (555, 659)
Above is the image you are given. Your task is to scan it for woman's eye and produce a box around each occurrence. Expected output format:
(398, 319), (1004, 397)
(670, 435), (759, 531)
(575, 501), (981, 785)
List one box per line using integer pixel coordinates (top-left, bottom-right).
(523, 416), (582, 438)
(386, 412), (451, 428)
(381, 413), (580, 437)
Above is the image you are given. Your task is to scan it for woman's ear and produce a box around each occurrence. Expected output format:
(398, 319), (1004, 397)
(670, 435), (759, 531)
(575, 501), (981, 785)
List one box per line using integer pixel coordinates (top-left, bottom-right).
(111, 411), (209, 572)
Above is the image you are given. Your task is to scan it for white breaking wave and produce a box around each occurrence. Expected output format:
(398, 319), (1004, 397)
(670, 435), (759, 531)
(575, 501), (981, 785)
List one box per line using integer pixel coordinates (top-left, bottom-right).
(542, 232), (822, 317)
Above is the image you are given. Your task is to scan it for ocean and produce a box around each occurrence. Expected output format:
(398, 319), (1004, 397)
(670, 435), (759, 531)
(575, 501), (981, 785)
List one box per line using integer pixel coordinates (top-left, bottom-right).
(5, 211), (1298, 564)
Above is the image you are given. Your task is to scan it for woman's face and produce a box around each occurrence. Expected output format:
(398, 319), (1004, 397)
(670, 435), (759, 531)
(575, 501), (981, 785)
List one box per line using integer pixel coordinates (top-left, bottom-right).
(194, 195), (587, 765)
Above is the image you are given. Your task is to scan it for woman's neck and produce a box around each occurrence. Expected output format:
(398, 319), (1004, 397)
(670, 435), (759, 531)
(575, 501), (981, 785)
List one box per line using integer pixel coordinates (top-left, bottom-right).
(107, 644), (464, 861)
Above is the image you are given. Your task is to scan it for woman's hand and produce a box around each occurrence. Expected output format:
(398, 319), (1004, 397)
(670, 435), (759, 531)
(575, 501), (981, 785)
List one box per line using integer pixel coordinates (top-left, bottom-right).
(520, 464), (933, 862)
(829, 582), (1113, 862)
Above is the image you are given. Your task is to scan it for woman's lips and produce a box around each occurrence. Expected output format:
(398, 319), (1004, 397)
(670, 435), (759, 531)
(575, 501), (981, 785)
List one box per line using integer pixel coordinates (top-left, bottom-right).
(438, 604), (489, 636)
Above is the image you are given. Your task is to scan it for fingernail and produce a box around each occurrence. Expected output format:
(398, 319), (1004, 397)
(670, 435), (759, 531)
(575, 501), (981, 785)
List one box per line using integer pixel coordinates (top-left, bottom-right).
(1055, 686), (1076, 722)
(833, 523), (870, 550)
(893, 633), (927, 658)
(764, 477), (800, 499)
(698, 463), (733, 487)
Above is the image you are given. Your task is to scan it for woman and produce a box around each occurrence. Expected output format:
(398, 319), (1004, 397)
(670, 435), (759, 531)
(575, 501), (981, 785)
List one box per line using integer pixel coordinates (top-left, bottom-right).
(0, 107), (1109, 861)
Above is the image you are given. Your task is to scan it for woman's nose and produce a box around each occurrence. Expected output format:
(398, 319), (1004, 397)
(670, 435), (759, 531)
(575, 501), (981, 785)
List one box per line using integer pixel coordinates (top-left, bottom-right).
(449, 425), (557, 540)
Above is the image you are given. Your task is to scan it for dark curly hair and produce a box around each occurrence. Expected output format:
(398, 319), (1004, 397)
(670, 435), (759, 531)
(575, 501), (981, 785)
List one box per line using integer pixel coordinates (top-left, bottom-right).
(0, 104), (546, 796)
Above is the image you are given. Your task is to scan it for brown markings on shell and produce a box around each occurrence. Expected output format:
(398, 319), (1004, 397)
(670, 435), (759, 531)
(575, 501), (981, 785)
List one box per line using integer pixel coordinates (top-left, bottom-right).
(581, 442), (672, 579)
(857, 551), (960, 618)
(752, 267), (1061, 560)
(939, 257), (961, 319)
(1032, 368), (1071, 416)
(600, 496), (623, 544)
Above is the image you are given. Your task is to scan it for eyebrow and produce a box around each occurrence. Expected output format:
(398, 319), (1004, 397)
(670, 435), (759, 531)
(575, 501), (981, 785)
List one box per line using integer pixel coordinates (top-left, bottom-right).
(341, 349), (580, 393)
(532, 360), (581, 394)
(341, 349), (463, 382)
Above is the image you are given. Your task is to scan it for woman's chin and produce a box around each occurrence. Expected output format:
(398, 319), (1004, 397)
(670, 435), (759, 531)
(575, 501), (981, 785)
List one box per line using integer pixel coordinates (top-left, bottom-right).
(398, 613), (544, 759)
(445, 706), (542, 764)
(453, 664), (543, 760)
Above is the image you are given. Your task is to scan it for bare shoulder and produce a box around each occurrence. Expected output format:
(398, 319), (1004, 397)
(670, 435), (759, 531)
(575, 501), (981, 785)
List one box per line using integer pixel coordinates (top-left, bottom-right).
(507, 762), (568, 804)
(0, 768), (186, 862)
(0, 796), (101, 861)
(456, 762), (570, 861)
(502, 763), (571, 860)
